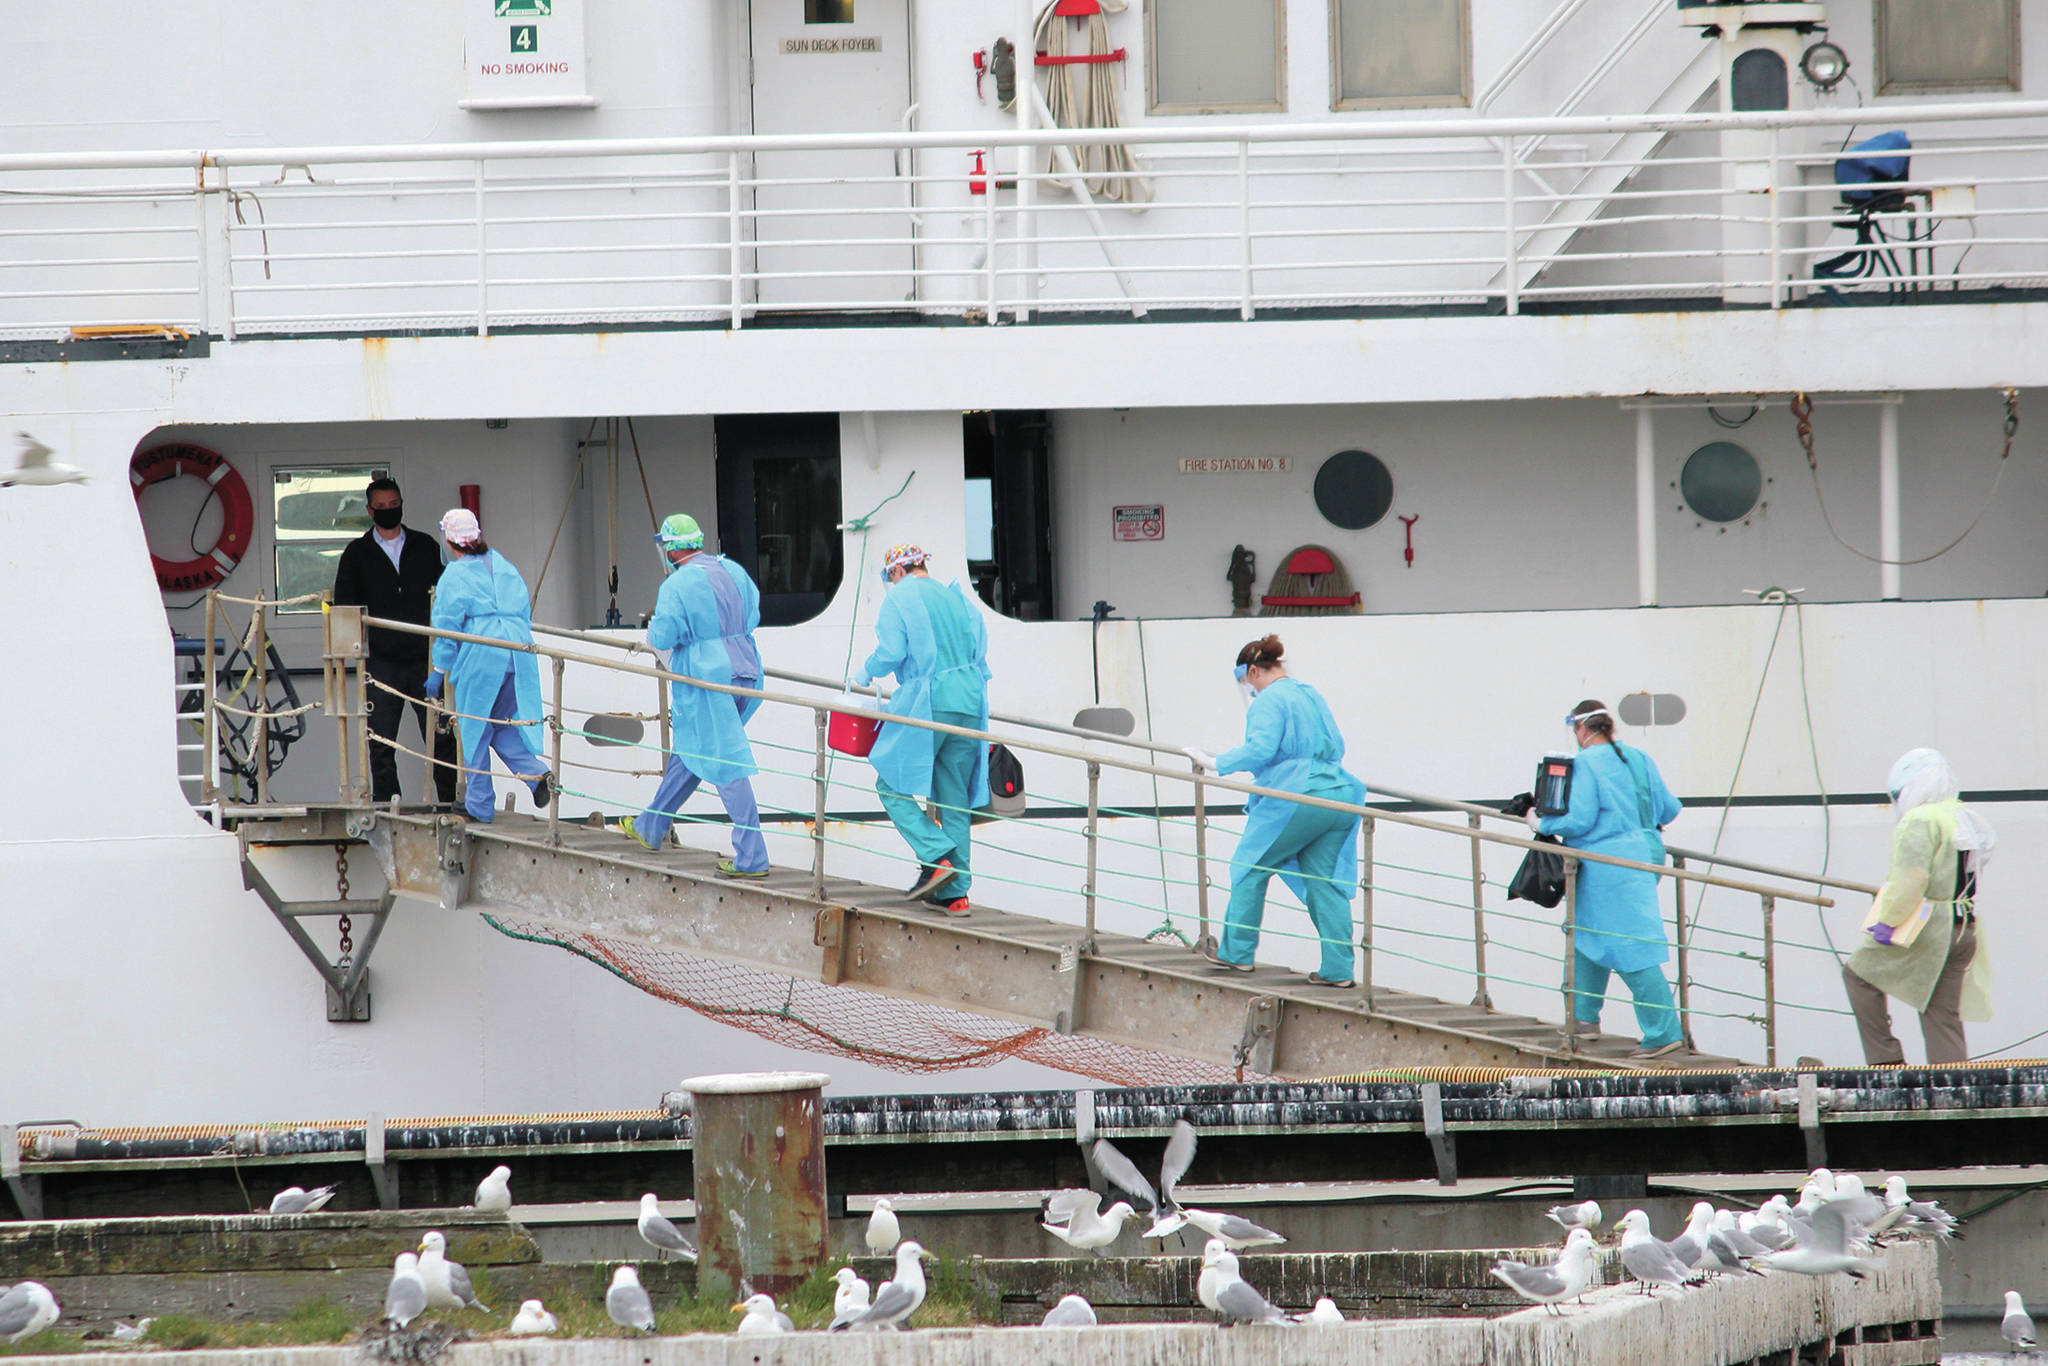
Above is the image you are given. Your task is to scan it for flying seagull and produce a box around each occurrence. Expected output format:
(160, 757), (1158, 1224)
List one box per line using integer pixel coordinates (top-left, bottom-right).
(1091, 1120), (1288, 1248)
(1040, 1189), (1138, 1253)
(1759, 1195), (1884, 1279)
(2, 433), (88, 488)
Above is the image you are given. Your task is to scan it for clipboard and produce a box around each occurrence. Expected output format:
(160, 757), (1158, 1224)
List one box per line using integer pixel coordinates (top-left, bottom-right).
(1861, 881), (1933, 947)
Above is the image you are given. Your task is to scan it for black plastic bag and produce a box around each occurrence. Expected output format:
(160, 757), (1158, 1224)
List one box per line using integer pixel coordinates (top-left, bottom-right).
(1508, 835), (1566, 908)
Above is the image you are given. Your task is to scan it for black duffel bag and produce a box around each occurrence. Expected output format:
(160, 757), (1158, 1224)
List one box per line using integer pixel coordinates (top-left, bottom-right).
(1509, 835), (1567, 908)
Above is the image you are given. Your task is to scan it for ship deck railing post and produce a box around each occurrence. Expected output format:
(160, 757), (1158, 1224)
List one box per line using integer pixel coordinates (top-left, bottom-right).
(1237, 141), (1253, 320)
(1562, 854), (1580, 1051)
(254, 598), (271, 807)
(1762, 892), (1778, 1067)
(1768, 125), (1784, 308)
(1469, 811), (1490, 1008)
(1082, 760), (1101, 946)
(473, 160), (489, 337)
(547, 656), (564, 846)
(811, 709), (828, 901)
(1192, 764), (1211, 947)
(983, 146), (1000, 323)
(1359, 814), (1375, 1009)
(1673, 854), (1694, 1049)
(1500, 138), (1520, 315)
(727, 151), (745, 328)
(202, 590), (219, 806)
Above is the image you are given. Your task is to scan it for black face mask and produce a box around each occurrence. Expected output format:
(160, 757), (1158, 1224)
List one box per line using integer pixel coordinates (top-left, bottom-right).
(372, 505), (404, 530)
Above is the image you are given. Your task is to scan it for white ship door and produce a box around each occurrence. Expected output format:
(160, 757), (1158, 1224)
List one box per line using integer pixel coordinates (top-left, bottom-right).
(748, 0), (915, 310)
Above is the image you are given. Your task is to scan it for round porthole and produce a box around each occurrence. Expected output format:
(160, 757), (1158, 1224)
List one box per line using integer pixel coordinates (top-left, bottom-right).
(1313, 449), (1394, 531)
(1680, 442), (1762, 523)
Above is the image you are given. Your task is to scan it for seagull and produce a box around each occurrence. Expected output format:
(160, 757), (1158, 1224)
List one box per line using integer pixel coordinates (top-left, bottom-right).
(416, 1231), (489, 1312)
(637, 1193), (698, 1262)
(383, 1253), (427, 1329)
(0, 1283), (61, 1345)
(607, 1266), (656, 1334)
(1666, 1201), (1716, 1270)
(1041, 1294), (1098, 1327)
(1739, 1208), (1795, 1252)
(2004, 1291), (2037, 1353)
(508, 1300), (558, 1335)
(1758, 1195), (1884, 1279)
(1492, 1228), (1598, 1315)
(1040, 1190), (1138, 1253)
(268, 1185), (338, 1214)
(866, 1197), (901, 1255)
(1544, 1200), (1602, 1236)
(831, 1240), (929, 1331)
(1090, 1120), (1195, 1237)
(1712, 1209), (1772, 1260)
(1614, 1210), (1706, 1295)
(110, 1318), (154, 1343)
(1197, 1240), (1235, 1314)
(2, 433), (88, 488)
(733, 1293), (795, 1336)
(1884, 1177), (1961, 1241)
(473, 1166), (512, 1213)
(831, 1267), (871, 1320)
(1300, 1297), (1345, 1325)
(1200, 1240), (1289, 1325)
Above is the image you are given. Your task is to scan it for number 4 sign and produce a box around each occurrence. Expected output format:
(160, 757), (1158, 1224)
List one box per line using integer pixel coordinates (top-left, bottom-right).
(511, 24), (537, 51)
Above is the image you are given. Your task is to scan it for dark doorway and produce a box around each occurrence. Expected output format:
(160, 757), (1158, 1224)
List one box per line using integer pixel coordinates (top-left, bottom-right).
(715, 413), (844, 626)
(962, 411), (1055, 621)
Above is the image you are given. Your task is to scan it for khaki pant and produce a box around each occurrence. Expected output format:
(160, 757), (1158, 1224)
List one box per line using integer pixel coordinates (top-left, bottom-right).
(1842, 921), (1977, 1066)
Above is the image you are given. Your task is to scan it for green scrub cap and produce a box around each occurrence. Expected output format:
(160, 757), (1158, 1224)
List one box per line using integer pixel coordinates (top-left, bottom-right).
(656, 513), (705, 550)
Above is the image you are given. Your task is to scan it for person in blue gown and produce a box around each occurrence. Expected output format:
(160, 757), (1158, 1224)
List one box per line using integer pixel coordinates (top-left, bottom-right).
(853, 544), (990, 915)
(1525, 700), (1684, 1057)
(422, 508), (552, 823)
(1185, 634), (1365, 987)
(619, 513), (770, 877)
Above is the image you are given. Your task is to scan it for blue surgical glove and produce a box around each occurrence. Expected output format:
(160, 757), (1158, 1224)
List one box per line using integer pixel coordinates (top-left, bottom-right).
(1868, 922), (1895, 946)
(423, 670), (443, 700)
(853, 670), (872, 690)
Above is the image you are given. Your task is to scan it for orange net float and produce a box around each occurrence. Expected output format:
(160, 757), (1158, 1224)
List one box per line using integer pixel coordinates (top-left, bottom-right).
(130, 442), (253, 593)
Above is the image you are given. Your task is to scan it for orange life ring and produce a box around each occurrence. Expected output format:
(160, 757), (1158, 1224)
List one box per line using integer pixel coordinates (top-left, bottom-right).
(130, 443), (254, 593)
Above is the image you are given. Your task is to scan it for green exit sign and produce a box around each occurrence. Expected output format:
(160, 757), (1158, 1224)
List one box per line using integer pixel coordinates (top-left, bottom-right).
(494, 0), (551, 15)
(510, 24), (537, 52)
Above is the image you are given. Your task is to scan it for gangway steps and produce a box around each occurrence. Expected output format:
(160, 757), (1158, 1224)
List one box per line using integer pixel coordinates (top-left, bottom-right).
(243, 807), (1747, 1076)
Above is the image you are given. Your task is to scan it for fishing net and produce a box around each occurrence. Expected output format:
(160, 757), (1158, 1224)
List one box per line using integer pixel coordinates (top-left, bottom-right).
(484, 915), (1271, 1088)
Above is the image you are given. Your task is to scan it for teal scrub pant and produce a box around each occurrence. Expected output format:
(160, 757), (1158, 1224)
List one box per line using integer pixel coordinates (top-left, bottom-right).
(1568, 950), (1681, 1048)
(877, 708), (978, 897)
(1221, 799), (1359, 983)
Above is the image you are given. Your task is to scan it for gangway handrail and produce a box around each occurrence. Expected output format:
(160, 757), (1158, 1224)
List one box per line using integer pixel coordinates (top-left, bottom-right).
(527, 622), (1877, 897)
(214, 593), (1852, 1066)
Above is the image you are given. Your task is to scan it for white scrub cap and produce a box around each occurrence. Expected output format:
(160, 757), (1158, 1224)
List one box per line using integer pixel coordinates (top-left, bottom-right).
(439, 507), (482, 547)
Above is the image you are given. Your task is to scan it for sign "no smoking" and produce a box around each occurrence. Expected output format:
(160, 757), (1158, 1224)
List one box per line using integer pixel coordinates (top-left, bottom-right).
(1112, 505), (1165, 542)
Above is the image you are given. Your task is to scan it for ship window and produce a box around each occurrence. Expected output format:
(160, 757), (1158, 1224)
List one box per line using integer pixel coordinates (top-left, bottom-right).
(805, 0), (854, 23)
(1679, 442), (1762, 524)
(1331, 0), (1469, 110)
(1313, 449), (1394, 530)
(1876, 0), (2019, 94)
(1617, 692), (1687, 727)
(272, 464), (389, 614)
(1146, 0), (1285, 114)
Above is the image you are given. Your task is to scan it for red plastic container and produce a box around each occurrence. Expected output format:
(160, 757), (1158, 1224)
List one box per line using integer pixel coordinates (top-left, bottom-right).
(827, 708), (881, 757)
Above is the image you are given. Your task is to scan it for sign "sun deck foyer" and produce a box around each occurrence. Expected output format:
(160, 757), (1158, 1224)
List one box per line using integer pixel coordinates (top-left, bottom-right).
(780, 36), (884, 53)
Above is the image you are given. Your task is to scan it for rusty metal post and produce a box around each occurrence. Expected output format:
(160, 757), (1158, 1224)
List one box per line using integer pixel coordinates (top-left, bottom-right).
(1562, 855), (1580, 1052)
(1468, 812), (1490, 1008)
(1761, 892), (1778, 1067)
(1083, 761), (1101, 942)
(1192, 767), (1210, 947)
(1673, 854), (1694, 1048)
(683, 1071), (829, 1301)
(548, 656), (565, 845)
(812, 709), (829, 900)
(1359, 815), (1375, 1009)
(202, 591), (219, 804)
(658, 661), (673, 755)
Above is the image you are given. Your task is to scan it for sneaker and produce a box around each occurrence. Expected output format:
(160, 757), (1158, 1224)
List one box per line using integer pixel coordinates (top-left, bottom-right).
(926, 896), (971, 917)
(1571, 1021), (1603, 1040)
(906, 858), (958, 901)
(1306, 973), (1356, 988)
(1199, 942), (1254, 973)
(1630, 1038), (1685, 1059)
(717, 859), (770, 879)
(620, 815), (656, 852)
(530, 772), (554, 808)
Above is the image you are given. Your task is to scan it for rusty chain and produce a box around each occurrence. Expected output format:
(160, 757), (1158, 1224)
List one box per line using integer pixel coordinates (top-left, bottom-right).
(335, 843), (353, 965)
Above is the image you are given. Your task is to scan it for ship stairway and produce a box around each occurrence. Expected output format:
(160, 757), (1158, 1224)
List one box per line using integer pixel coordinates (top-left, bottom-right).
(213, 600), (1865, 1083)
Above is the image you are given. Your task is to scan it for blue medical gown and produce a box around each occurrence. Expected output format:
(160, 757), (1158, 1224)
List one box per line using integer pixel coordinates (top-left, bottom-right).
(859, 577), (991, 803)
(651, 555), (762, 786)
(1536, 742), (1682, 972)
(1213, 678), (1365, 901)
(429, 550), (544, 772)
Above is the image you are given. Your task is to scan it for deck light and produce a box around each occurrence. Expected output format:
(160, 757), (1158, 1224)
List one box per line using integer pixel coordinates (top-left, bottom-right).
(1801, 40), (1849, 90)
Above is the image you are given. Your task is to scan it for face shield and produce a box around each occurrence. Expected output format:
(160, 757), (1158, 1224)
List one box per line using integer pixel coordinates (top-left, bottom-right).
(1234, 661), (1255, 704)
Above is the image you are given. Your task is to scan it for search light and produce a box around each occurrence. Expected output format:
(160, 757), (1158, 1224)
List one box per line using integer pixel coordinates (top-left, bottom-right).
(1801, 40), (1849, 90)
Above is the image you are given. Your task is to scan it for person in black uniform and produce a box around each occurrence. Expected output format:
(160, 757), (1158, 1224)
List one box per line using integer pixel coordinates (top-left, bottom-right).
(331, 477), (457, 804)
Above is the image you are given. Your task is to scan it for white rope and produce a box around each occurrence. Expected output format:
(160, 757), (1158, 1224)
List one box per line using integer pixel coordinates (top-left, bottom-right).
(1034, 0), (1151, 205)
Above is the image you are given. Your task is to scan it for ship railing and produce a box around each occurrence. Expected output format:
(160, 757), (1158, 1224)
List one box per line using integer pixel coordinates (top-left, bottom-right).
(203, 592), (1860, 1066)
(4, 97), (2048, 337)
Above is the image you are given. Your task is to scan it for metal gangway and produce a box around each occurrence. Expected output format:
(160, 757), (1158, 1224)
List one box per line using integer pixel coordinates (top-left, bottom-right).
(199, 591), (1875, 1079)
